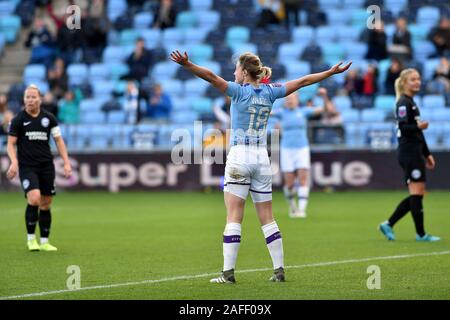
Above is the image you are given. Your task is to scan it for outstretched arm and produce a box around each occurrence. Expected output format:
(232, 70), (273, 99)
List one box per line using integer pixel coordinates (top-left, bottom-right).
(285, 61), (352, 97)
(170, 50), (228, 93)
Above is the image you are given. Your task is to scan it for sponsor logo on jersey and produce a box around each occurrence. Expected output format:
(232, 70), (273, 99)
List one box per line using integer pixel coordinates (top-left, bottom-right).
(25, 131), (48, 141)
(270, 83), (282, 87)
(41, 117), (50, 128)
(22, 179), (30, 190)
(23, 121), (32, 126)
(398, 106), (407, 118)
(411, 169), (421, 179)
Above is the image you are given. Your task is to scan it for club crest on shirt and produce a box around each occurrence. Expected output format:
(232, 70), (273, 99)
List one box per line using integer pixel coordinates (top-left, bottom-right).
(22, 179), (30, 190)
(41, 117), (50, 128)
(411, 169), (421, 179)
(398, 106), (407, 118)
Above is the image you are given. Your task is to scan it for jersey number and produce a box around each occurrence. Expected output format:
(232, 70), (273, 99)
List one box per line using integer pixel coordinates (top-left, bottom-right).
(248, 106), (270, 133)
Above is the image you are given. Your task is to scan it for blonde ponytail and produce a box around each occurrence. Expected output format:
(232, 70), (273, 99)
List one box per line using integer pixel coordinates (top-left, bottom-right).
(258, 66), (272, 81)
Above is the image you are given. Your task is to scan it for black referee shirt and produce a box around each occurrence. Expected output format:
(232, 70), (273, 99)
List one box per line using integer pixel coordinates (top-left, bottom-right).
(8, 109), (58, 167)
(395, 94), (430, 157)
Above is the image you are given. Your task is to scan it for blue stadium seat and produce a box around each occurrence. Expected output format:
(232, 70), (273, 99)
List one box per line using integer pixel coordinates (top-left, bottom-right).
(107, 0), (127, 22)
(333, 96), (352, 110)
(0, 14), (21, 42)
(191, 44), (214, 63)
(189, 0), (212, 11)
(292, 26), (314, 43)
(191, 97), (212, 113)
(176, 11), (198, 29)
(344, 41), (367, 60)
(202, 61), (221, 76)
(322, 43), (345, 64)
(384, 0), (407, 16)
(344, 0), (364, 8)
(374, 95), (396, 111)
(341, 109), (360, 122)
(92, 81), (115, 99)
(226, 26), (250, 47)
(325, 9), (350, 25)
(110, 125), (133, 149)
(184, 27), (209, 44)
(196, 10), (220, 31)
(151, 61), (179, 80)
(408, 24), (431, 42)
(89, 63), (110, 81)
(140, 29), (161, 49)
(89, 125), (112, 149)
(0, 1), (17, 16)
(316, 26), (337, 42)
(185, 78), (209, 97)
(431, 108), (450, 121)
(162, 28), (184, 47)
(413, 41), (437, 63)
(298, 83), (319, 102)
(108, 62), (129, 80)
(229, 42), (258, 56)
(282, 60), (310, 79)
(67, 64), (89, 86)
(278, 43), (305, 61)
(23, 64), (46, 83)
(318, 0), (341, 10)
(422, 95), (446, 109)
(107, 111), (127, 124)
(103, 46), (128, 63)
(80, 111), (106, 124)
(422, 125), (442, 148)
(345, 123), (366, 147)
(171, 97), (190, 111)
(163, 79), (184, 97)
(351, 9), (369, 28)
(442, 123), (450, 147)
(336, 26), (363, 42)
(170, 110), (198, 124)
(417, 7), (441, 26)
(120, 29), (140, 46)
(423, 59), (441, 81)
(361, 109), (386, 122)
(79, 98), (106, 112)
(133, 12), (153, 29)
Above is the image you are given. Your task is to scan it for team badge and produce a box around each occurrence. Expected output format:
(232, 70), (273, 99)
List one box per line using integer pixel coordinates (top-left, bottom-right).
(41, 117), (50, 128)
(411, 169), (421, 179)
(22, 179), (30, 190)
(398, 106), (407, 118)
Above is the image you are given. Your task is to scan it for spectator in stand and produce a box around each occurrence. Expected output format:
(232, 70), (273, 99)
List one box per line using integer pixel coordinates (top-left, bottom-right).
(41, 92), (59, 118)
(144, 83), (172, 120)
(81, 10), (108, 63)
(56, 13), (84, 65)
(365, 20), (388, 61)
(427, 57), (450, 94)
(256, 0), (284, 28)
(389, 17), (412, 61)
(428, 17), (450, 58)
(123, 81), (139, 124)
(125, 38), (154, 82)
(25, 17), (56, 67)
(344, 69), (364, 97)
(47, 57), (68, 100)
(362, 64), (379, 97)
(0, 95), (14, 137)
(385, 58), (404, 95)
(283, 0), (302, 29)
(58, 89), (83, 124)
(152, 0), (177, 30)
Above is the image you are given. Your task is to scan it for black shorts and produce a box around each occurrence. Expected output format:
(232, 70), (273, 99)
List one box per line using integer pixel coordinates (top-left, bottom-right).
(19, 163), (56, 196)
(398, 155), (426, 184)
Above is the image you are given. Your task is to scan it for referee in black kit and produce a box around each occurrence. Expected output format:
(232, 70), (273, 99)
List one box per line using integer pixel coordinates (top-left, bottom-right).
(379, 69), (440, 242)
(6, 84), (72, 251)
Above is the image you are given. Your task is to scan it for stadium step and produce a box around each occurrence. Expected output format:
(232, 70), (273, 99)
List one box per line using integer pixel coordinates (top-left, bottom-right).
(0, 27), (31, 94)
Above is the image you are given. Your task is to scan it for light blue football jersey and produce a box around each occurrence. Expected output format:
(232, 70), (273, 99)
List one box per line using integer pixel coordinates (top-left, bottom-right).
(226, 82), (286, 146)
(276, 107), (314, 149)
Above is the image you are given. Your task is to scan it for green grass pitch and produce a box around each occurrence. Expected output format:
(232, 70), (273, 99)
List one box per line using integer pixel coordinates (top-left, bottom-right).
(0, 190), (449, 300)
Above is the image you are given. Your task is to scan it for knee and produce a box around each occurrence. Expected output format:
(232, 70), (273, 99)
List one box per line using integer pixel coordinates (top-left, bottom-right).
(27, 193), (41, 207)
(40, 198), (52, 210)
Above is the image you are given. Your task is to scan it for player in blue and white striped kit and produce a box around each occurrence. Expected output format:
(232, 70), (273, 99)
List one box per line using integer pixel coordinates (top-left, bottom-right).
(274, 88), (335, 218)
(170, 50), (351, 284)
